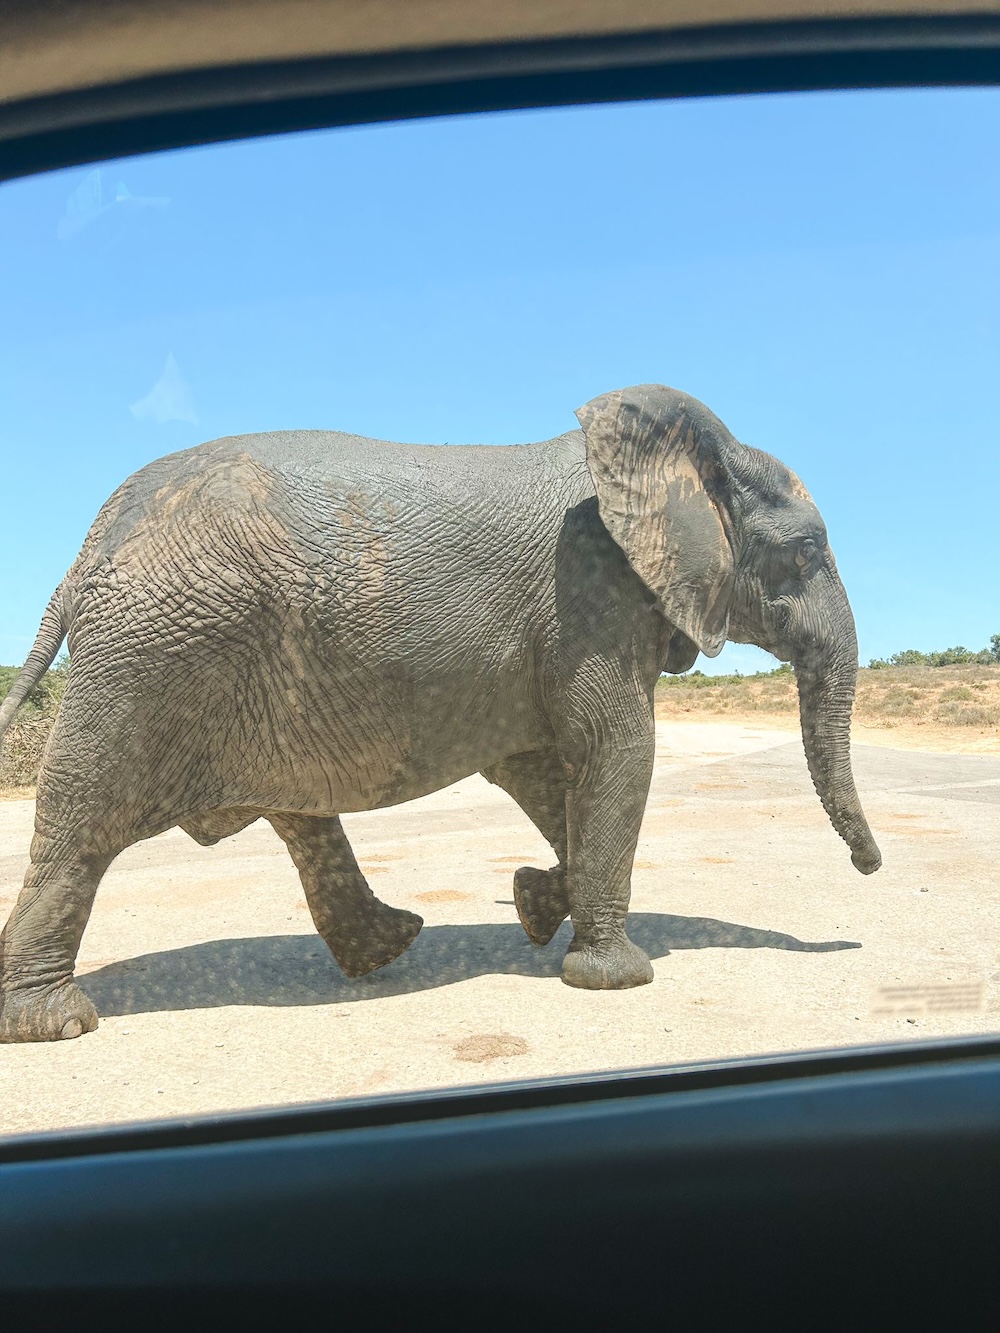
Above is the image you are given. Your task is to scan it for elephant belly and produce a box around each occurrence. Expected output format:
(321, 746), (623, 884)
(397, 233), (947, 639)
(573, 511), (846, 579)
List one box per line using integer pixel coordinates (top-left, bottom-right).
(234, 677), (548, 817)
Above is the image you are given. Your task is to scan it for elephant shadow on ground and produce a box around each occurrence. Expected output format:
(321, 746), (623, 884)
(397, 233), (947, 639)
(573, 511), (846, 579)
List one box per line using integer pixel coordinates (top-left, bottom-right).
(79, 912), (860, 1018)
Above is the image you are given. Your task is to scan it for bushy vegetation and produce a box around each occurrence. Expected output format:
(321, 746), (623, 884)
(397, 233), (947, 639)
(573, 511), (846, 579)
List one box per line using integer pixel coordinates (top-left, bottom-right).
(868, 635), (1000, 669)
(659, 662), (793, 690)
(656, 661), (800, 717)
(0, 655), (69, 791)
(655, 656), (1000, 733)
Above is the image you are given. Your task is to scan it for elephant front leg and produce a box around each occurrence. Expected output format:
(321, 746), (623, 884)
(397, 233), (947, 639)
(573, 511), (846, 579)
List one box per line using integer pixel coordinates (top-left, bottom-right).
(269, 814), (423, 978)
(560, 735), (656, 991)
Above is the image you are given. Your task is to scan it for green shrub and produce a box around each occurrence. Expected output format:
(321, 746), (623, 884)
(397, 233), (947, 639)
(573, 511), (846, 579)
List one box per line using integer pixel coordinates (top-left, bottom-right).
(658, 663), (789, 689)
(0, 657), (68, 790)
(0, 655), (68, 716)
(935, 702), (1000, 727)
(0, 715), (56, 788)
(869, 635), (1000, 670)
(878, 687), (918, 717)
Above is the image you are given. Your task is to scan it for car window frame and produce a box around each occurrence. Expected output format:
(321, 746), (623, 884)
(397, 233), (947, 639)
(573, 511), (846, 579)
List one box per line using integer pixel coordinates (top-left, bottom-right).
(0, 0), (998, 1169)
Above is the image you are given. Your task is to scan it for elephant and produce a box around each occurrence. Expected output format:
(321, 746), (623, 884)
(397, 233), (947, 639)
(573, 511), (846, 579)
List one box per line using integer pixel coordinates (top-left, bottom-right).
(0, 383), (881, 1042)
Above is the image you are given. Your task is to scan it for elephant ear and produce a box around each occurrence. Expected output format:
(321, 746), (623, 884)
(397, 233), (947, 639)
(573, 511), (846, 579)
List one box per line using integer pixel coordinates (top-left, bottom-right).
(575, 384), (735, 658)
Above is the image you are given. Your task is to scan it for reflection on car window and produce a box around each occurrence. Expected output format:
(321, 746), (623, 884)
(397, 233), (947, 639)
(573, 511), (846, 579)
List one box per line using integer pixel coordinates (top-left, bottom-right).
(0, 89), (998, 1135)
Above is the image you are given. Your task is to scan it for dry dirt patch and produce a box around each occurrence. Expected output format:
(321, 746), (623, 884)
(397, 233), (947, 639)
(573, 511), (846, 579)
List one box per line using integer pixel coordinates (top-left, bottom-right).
(453, 1033), (530, 1063)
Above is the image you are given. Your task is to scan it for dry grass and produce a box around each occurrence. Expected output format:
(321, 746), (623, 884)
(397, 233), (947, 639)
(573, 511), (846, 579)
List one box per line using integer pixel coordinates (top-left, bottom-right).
(0, 662), (67, 794)
(655, 663), (1000, 752)
(0, 714), (55, 793)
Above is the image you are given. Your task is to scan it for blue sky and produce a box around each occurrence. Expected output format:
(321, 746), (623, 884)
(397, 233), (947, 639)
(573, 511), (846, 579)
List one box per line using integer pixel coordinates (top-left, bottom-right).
(1, 88), (997, 673)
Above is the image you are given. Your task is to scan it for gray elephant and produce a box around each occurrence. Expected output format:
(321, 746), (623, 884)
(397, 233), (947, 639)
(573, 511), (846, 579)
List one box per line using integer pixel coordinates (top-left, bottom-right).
(0, 383), (881, 1042)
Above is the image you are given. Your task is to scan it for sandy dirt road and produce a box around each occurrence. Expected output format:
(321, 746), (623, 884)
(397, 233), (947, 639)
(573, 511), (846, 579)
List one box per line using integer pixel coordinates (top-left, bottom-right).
(1, 721), (998, 1138)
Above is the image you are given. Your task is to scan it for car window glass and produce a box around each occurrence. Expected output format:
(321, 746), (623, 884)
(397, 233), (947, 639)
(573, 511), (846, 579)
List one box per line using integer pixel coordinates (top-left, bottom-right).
(0, 88), (997, 1136)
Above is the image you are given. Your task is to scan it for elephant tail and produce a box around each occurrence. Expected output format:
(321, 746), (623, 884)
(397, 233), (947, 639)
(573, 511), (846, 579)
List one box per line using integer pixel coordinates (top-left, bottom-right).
(0, 583), (68, 743)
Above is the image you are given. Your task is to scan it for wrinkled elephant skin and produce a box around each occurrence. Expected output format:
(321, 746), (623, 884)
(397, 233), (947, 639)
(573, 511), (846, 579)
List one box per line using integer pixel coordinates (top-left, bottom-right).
(0, 384), (880, 1041)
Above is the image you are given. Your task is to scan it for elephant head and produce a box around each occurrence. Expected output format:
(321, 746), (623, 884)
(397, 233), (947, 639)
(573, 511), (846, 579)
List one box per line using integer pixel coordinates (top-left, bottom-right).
(575, 384), (881, 876)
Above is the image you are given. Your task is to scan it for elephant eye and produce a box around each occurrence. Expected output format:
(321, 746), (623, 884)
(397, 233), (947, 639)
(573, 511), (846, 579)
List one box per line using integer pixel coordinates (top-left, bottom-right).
(793, 538), (818, 572)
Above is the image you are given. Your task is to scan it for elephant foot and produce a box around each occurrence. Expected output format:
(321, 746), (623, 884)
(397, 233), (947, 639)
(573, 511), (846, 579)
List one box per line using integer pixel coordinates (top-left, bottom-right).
(561, 937), (654, 991)
(513, 865), (570, 946)
(325, 903), (424, 979)
(0, 979), (99, 1043)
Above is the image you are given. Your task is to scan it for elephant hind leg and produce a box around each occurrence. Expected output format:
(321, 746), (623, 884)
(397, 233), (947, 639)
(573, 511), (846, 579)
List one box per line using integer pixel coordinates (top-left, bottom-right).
(269, 813), (422, 978)
(0, 677), (232, 1042)
(482, 748), (570, 946)
(0, 837), (115, 1042)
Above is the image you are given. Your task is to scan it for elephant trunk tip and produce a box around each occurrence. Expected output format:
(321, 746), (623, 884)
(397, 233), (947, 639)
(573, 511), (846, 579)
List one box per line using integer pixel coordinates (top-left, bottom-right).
(851, 841), (882, 875)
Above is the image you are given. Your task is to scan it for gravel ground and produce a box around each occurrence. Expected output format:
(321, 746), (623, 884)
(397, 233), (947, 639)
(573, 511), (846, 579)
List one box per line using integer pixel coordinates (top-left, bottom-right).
(1, 721), (998, 1139)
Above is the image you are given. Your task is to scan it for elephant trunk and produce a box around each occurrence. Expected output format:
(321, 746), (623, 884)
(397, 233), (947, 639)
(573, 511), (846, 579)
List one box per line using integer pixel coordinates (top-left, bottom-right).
(793, 595), (882, 875)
